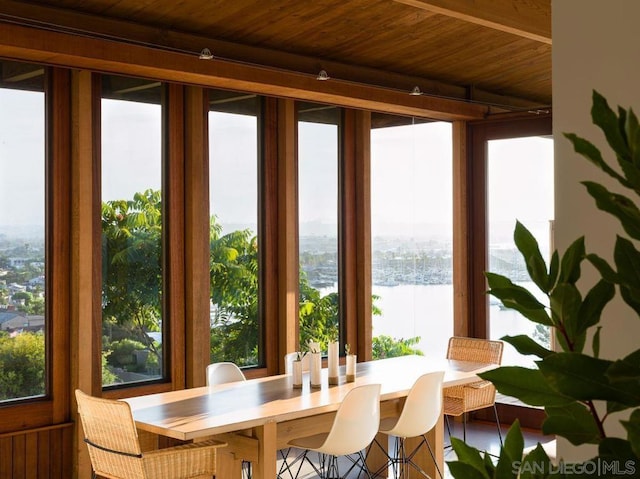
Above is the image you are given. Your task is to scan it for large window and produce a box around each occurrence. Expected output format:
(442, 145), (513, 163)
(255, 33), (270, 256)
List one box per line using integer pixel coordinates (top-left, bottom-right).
(101, 75), (164, 387)
(487, 136), (554, 367)
(0, 60), (46, 402)
(371, 117), (453, 359)
(208, 91), (260, 367)
(297, 103), (341, 350)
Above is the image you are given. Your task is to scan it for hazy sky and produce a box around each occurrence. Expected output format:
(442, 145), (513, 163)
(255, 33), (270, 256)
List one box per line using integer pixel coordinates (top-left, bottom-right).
(1, 87), (553, 245)
(0, 89), (45, 226)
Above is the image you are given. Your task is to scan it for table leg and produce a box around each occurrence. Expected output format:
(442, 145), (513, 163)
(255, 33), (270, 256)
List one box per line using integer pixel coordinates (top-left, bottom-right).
(252, 422), (277, 479)
(216, 449), (244, 478)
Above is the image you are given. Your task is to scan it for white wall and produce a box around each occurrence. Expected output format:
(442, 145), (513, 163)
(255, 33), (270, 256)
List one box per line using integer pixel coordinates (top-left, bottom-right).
(553, 0), (640, 461)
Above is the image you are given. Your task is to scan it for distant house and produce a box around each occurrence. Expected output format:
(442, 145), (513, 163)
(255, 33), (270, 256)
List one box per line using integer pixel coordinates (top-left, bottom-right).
(28, 276), (45, 287)
(8, 283), (26, 293)
(8, 258), (28, 268)
(0, 312), (44, 333)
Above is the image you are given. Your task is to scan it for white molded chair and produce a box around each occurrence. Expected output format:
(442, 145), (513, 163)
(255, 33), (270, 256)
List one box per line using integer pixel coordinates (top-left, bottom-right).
(205, 362), (250, 478)
(75, 389), (226, 479)
(279, 352), (311, 479)
(287, 384), (381, 479)
(206, 361), (246, 386)
(284, 351), (310, 375)
(371, 371), (445, 479)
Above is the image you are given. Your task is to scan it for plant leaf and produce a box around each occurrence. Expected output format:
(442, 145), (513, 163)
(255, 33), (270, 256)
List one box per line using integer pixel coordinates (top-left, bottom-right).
(446, 461), (489, 479)
(502, 420), (525, 466)
(576, 280), (615, 336)
(607, 349), (640, 383)
(514, 221), (550, 293)
(592, 326), (602, 359)
(586, 253), (620, 283)
(592, 90), (631, 163)
(558, 236), (585, 284)
(547, 250), (560, 291)
(550, 283), (582, 344)
(538, 353), (640, 406)
(479, 366), (572, 407)
(564, 132), (631, 188)
(449, 437), (489, 479)
(519, 443), (554, 479)
(621, 410), (640, 459)
(583, 182), (640, 241)
(542, 402), (601, 445)
(502, 335), (553, 359)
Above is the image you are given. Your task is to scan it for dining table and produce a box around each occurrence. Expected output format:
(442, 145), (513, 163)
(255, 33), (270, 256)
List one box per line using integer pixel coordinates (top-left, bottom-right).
(124, 354), (495, 479)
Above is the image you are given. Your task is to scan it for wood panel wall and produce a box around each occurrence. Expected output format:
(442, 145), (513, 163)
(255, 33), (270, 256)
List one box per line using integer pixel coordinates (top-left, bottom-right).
(0, 424), (73, 479)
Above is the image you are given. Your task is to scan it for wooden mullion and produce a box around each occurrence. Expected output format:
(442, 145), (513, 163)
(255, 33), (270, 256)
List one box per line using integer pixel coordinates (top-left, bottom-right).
(183, 85), (208, 388)
(452, 120), (471, 337)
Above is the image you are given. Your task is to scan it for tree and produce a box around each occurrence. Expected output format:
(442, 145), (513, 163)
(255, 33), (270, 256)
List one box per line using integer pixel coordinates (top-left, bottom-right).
(0, 331), (45, 400)
(101, 189), (163, 375)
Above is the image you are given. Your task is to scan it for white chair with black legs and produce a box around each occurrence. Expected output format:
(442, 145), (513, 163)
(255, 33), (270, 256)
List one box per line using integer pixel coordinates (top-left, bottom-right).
(286, 383), (381, 479)
(206, 361), (250, 478)
(206, 361), (247, 386)
(279, 352), (310, 479)
(370, 371), (445, 479)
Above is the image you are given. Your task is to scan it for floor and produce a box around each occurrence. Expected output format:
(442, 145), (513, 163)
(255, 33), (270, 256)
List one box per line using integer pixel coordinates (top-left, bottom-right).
(275, 419), (555, 478)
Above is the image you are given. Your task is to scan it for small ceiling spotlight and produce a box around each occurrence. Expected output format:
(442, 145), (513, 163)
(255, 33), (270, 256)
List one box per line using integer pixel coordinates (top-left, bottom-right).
(199, 48), (214, 60)
(409, 86), (423, 96)
(316, 69), (330, 81)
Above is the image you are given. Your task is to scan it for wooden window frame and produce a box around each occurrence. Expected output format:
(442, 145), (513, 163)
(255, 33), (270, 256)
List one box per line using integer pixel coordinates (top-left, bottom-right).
(467, 112), (552, 428)
(0, 65), (71, 432)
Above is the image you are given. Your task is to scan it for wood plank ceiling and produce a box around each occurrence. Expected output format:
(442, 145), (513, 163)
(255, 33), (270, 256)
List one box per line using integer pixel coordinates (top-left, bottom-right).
(0, 0), (551, 110)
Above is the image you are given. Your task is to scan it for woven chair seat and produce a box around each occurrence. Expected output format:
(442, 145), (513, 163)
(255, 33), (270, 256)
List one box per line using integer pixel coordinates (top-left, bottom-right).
(76, 389), (227, 479)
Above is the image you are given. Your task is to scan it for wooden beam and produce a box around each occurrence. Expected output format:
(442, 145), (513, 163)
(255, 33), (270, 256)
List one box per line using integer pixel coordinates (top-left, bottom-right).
(0, 21), (488, 121)
(0, 0), (538, 108)
(393, 0), (551, 44)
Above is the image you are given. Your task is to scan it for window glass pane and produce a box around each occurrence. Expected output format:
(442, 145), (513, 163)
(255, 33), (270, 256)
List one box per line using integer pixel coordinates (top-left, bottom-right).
(208, 91), (260, 367)
(101, 75), (164, 387)
(298, 103), (340, 351)
(488, 136), (554, 367)
(371, 117), (453, 359)
(0, 60), (46, 402)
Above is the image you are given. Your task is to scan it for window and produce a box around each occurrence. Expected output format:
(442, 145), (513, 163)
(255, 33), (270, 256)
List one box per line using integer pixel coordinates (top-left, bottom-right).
(297, 103), (341, 351)
(0, 60), (46, 402)
(208, 91), (260, 367)
(370, 116), (453, 359)
(487, 136), (554, 367)
(101, 75), (164, 387)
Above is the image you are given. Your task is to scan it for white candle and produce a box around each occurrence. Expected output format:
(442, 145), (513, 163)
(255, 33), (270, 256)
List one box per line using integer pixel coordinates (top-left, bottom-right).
(328, 341), (339, 384)
(310, 351), (322, 388)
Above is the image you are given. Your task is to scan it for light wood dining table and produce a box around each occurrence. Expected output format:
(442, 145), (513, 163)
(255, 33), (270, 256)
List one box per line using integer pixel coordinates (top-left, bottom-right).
(124, 355), (494, 479)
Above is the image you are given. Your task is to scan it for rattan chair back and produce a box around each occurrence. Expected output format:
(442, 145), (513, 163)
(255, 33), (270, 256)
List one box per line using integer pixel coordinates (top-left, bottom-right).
(75, 389), (146, 478)
(446, 336), (503, 365)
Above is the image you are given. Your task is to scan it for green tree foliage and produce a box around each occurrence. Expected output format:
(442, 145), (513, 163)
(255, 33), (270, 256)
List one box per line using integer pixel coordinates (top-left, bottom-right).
(448, 91), (640, 478)
(101, 189), (163, 371)
(372, 335), (423, 359)
(0, 331), (44, 400)
(209, 218), (259, 366)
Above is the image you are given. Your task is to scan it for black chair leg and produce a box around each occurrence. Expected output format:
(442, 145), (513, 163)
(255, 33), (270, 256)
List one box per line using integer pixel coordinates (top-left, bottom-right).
(493, 404), (503, 447)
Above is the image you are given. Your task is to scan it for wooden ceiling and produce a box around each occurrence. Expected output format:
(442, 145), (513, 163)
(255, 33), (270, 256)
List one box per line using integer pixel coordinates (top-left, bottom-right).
(0, 0), (551, 110)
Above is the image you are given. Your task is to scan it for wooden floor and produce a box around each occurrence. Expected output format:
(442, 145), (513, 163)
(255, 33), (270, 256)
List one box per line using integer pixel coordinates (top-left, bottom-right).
(274, 419), (555, 478)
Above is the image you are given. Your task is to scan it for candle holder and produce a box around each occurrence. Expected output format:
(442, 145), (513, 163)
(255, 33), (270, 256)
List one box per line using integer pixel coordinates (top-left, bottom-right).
(292, 356), (304, 389)
(310, 351), (322, 388)
(328, 340), (339, 385)
(346, 354), (356, 382)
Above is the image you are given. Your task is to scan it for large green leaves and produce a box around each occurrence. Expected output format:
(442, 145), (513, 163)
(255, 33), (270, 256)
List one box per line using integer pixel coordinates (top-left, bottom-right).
(514, 220), (550, 293)
(478, 366), (572, 407)
(621, 409), (640, 458)
(543, 402), (601, 445)
(486, 272), (551, 326)
(538, 353), (640, 407)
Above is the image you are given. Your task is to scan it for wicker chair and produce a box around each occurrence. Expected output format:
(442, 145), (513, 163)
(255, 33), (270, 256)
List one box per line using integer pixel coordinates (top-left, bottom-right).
(443, 337), (504, 446)
(75, 389), (226, 479)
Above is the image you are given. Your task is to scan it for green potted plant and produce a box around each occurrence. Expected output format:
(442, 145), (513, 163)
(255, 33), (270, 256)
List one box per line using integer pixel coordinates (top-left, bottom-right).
(448, 91), (640, 478)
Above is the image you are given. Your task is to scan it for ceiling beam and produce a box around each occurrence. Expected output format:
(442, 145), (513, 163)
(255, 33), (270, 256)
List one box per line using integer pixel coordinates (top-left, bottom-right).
(392, 0), (551, 44)
(0, 21), (490, 121)
(0, 0), (546, 107)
